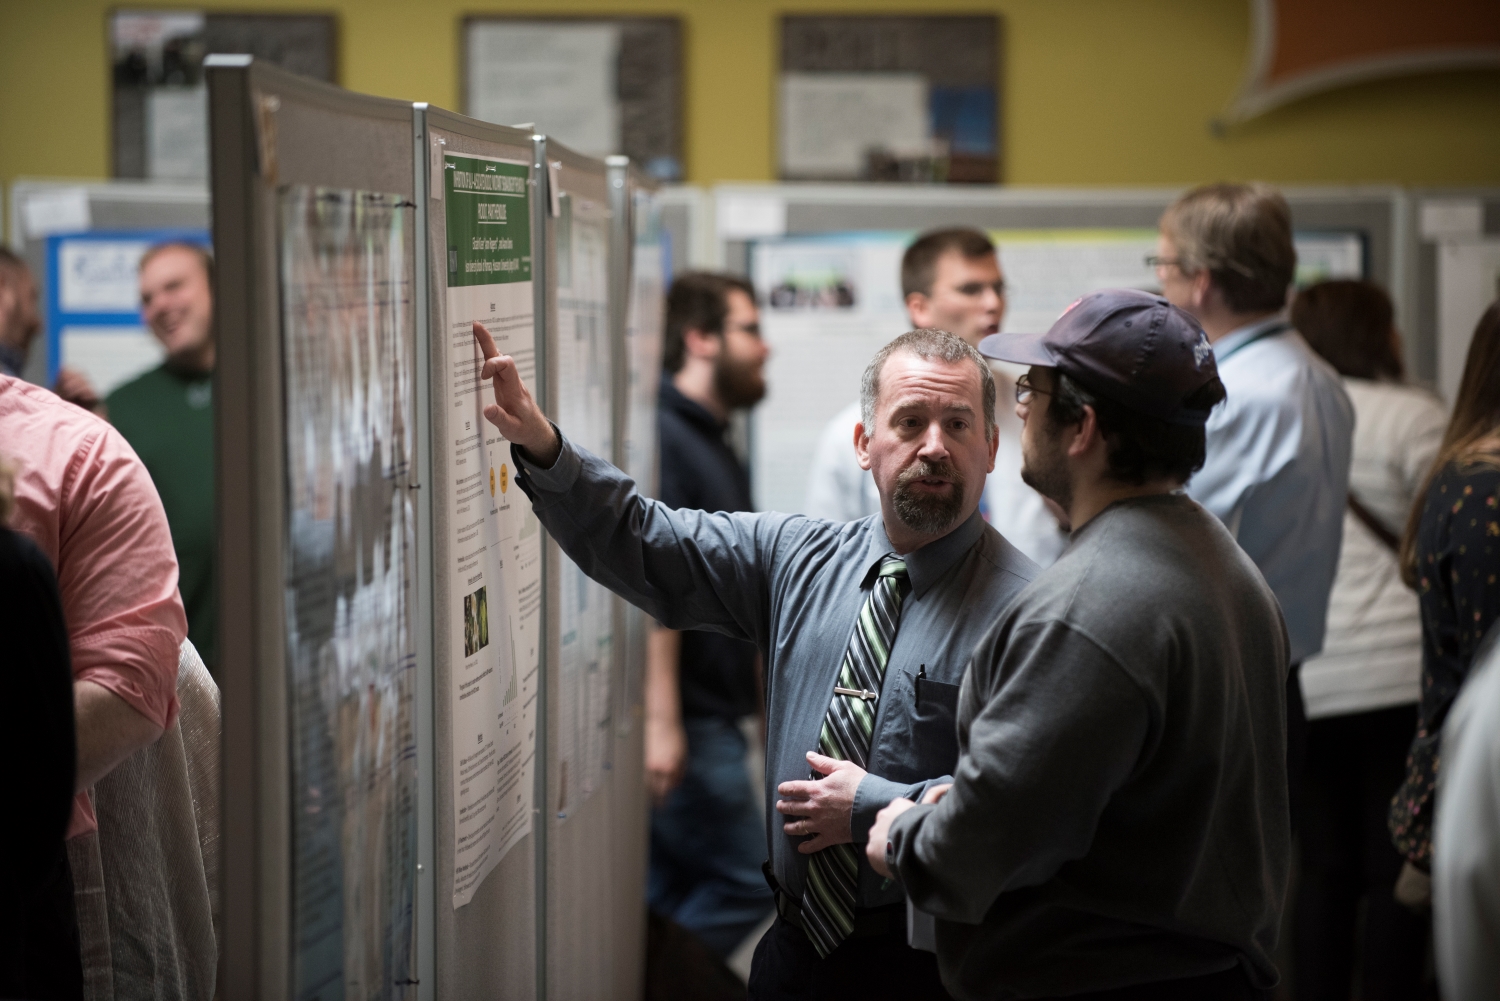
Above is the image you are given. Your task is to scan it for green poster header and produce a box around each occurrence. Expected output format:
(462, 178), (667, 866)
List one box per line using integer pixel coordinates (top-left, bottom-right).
(445, 154), (531, 287)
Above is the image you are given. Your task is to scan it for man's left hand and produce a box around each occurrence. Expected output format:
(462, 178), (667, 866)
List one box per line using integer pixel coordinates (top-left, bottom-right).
(776, 751), (866, 854)
(865, 797), (918, 878)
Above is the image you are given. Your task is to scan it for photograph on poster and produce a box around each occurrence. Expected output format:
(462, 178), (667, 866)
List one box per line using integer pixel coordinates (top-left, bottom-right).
(463, 585), (490, 658)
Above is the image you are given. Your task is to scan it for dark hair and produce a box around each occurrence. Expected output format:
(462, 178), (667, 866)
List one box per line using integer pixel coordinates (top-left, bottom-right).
(860, 328), (997, 442)
(901, 228), (995, 299)
(1160, 182), (1296, 314)
(1293, 280), (1403, 381)
(1400, 299), (1500, 586)
(1045, 371), (1227, 485)
(663, 271), (755, 373)
(139, 241), (215, 288)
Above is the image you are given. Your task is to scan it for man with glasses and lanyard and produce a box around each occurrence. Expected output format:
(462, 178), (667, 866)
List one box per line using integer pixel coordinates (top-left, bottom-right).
(1152, 182), (1354, 829)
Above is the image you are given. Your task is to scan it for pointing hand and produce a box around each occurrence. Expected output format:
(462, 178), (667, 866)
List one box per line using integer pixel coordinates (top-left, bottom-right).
(472, 320), (560, 465)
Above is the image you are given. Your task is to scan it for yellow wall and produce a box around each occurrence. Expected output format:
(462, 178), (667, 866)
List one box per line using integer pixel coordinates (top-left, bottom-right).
(3, 0), (1499, 202)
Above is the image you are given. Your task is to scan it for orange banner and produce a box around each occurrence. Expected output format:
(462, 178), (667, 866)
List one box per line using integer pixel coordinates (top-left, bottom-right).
(1223, 0), (1500, 123)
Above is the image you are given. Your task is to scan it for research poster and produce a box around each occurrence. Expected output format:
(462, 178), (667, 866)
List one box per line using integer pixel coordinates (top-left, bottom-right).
(279, 186), (418, 1000)
(441, 151), (542, 908)
(750, 227), (1364, 513)
(553, 190), (615, 817)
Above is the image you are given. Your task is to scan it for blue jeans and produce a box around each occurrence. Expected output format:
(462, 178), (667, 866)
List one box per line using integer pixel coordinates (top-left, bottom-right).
(649, 715), (774, 957)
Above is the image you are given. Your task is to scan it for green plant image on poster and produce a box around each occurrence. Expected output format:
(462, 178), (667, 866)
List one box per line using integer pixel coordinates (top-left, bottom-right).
(445, 154), (531, 287)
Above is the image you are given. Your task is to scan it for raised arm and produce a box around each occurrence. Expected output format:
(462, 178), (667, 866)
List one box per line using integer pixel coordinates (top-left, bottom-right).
(474, 322), (796, 646)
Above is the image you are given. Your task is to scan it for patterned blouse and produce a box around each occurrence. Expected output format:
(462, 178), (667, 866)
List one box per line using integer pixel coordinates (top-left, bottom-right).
(1389, 460), (1500, 867)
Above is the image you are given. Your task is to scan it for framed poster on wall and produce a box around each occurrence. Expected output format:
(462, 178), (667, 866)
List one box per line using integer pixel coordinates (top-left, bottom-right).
(111, 10), (338, 180)
(464, 17), (684, 182)
(779, 15), (1001, 183)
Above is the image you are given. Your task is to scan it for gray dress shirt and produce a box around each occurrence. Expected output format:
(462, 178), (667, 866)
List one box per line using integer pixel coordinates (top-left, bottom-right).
(515, 433), (1038, 908)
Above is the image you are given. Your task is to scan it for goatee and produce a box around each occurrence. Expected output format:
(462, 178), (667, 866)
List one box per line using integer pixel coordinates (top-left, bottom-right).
(893, 459), (966, 535)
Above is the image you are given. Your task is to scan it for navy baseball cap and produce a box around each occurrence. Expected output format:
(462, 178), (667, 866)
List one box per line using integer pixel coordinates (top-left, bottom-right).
(978, 289), (1220, 427)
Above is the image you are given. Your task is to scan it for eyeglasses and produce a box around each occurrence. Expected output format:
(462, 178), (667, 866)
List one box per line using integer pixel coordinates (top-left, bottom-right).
(1144, 255), (1182, 271)
(1015, 373), (1052, 405)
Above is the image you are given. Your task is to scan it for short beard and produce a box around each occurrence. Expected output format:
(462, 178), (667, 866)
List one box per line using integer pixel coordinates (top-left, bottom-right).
(892, 459), (967, 536)
(713, 350), (766, 410)
(1020, 419), (1073, 513)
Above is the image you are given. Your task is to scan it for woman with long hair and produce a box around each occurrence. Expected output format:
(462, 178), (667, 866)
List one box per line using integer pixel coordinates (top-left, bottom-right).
(1390, 298), (1500, 899)
(1292, 280), (1442, 1000)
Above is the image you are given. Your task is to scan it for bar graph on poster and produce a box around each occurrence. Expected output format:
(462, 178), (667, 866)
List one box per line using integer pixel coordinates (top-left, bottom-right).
(441, 151), (542, 909)
(749, 228), (1363, 514)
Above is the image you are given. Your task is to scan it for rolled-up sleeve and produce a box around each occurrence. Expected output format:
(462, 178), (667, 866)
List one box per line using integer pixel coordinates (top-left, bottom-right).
(59, 425), (185, 731)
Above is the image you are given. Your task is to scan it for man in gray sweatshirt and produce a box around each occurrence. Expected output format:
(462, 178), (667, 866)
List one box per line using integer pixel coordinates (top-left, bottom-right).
(868, 289), (1290, 1000)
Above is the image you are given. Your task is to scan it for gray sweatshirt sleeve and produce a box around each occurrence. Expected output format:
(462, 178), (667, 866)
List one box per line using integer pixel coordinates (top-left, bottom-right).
(514, 431), (800, 651)
(886, 620), (1150, 924)
(852, 774), (952, 845)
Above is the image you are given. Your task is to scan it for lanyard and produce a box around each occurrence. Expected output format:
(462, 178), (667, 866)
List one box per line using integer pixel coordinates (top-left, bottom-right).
(1216, 321), (1292, 362)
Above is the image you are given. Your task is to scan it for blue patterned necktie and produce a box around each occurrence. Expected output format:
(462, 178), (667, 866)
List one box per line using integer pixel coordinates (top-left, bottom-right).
(799, 554), (910, 957)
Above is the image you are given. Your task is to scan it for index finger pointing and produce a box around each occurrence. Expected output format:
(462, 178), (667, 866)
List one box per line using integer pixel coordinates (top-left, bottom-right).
(472, 320), (500, 361)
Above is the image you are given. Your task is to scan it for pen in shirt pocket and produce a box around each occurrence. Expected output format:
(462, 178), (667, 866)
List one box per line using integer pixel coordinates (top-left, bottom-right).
(916, 664), (926, 708)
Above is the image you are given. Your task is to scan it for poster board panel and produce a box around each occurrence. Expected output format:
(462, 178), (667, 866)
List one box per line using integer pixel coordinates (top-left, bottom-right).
(208, 57), (417, 1001)
(422, 106), (542, 1000)
(544, 140), (629, 1001)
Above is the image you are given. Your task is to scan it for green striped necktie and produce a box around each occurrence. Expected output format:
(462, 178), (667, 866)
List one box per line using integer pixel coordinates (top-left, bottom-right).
(799, 553), (910, 957)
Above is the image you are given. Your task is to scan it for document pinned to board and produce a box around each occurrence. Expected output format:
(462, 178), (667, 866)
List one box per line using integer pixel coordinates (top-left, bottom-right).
(780, 72), (930, 179)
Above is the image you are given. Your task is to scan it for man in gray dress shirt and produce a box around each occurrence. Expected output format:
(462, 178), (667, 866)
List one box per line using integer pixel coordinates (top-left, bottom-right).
(867, 290), (1289, 1000)
(472, 321), (1037, 999)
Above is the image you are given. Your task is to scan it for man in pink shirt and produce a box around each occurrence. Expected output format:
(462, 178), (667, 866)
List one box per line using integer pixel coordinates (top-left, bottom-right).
(1, 372), (185, 838)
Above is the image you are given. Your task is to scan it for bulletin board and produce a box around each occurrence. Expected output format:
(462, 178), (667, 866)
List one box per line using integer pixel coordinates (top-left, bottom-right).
(43, 226), (210, 395)
(211, 57), (652, 1001)
(208, 56), (423, 1001)
(421, 105), (547, 999)
(541, 137), (627, 998)
(1412, 190), (1500, 401)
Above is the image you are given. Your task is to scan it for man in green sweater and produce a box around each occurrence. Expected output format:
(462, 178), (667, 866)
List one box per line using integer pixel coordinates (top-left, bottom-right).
(107, 242), (217, 674)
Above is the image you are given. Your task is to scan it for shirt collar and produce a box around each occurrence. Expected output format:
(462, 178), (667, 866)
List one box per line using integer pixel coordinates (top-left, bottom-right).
(1211, 312), (1290, 361)
(658, 376), (727, 437)
(861, 507), (987, 599)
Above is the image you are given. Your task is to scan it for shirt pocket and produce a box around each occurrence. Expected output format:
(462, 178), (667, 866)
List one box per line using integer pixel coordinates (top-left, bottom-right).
(908, 674), (962, 778)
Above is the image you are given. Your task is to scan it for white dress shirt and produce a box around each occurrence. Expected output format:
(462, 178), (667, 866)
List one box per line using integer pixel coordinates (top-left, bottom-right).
(1300, 379), (1446, 718)
(803, 378), (1069, 568)
(1186, 316), (1356, 666)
